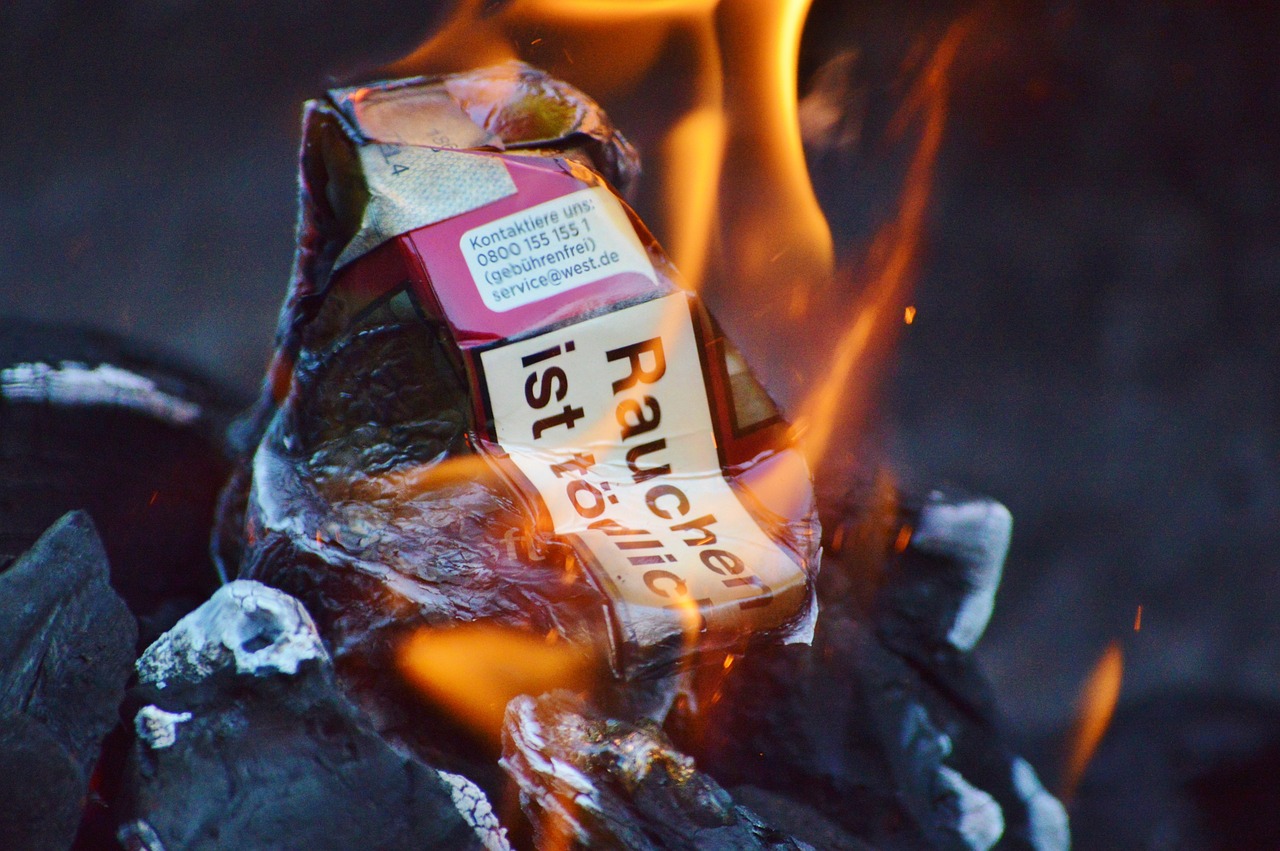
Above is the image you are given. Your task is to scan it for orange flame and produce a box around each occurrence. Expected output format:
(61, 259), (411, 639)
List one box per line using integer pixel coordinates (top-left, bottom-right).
(385, 0), (828, 294)
(716, 0), (833, 289)
(1060, 640), (1124, 804)
(397, 624), (593, 739)
(380, 6), (985, 784)
(792, 17), (972, 467)
(386, 4), (977, 476)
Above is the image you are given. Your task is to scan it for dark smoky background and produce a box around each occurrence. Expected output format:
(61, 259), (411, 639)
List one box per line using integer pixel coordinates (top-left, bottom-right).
(4, 0), (1278, 832)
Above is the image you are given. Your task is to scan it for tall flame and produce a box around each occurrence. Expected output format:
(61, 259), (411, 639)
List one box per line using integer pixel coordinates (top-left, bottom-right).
(387, 2), (973, 472)
(386, 0), (829, 294)
(716, 0), (833, 290)
(793, 17), (972, 466)
(388, 3), (975, 750)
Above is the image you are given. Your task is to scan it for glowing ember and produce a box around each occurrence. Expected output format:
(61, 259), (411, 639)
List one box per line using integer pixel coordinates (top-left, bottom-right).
(893, 523), (914, 553)
(1061, 640), (1124, 804)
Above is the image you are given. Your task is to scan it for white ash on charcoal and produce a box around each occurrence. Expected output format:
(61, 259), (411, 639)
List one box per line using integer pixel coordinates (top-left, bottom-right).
(132, 706), (193, 751)
(0, 512), (137, 851)
(0, 319), (238, 649)
(881, 490), (1067, 851)
(119, 580), (509, 851)
(134, 579), (327, 687)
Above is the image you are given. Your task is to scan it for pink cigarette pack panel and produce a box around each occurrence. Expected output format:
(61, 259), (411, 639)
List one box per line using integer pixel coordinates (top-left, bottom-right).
(402, 153), (671, 346)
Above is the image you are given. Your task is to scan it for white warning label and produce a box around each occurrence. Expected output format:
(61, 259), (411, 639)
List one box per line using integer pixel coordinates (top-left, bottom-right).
(479, 293), (807, 647)
(460, 185), (657, 312)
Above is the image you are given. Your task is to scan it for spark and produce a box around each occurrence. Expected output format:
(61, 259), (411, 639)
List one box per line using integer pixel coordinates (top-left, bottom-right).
(830, 523), (846, 553)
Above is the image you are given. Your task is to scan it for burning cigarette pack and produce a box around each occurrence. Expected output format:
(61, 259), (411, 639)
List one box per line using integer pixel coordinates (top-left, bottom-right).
(222, 62), (822, 684)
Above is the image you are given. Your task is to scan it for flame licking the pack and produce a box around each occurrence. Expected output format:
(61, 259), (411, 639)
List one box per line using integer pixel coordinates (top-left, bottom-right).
(387, 0), (972, 754)
(387, 0), (832, 295)
(387, 0), (972, 466)
(398, 624), (593, 737)
(791, 15), (973, 467)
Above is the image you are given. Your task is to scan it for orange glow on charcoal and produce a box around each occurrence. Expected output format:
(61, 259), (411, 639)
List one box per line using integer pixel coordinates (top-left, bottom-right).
(397, 624), (592, 739)
(1061, 640), (1124, 804)
(904, 305), (916, 324)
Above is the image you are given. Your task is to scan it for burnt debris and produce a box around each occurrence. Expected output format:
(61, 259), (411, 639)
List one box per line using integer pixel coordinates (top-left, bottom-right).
(0, 512), (137, 851)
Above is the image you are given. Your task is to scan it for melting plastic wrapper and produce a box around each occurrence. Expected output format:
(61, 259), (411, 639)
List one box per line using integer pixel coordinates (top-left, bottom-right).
(220, 62), (822, 684)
